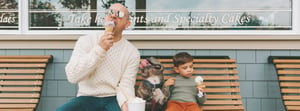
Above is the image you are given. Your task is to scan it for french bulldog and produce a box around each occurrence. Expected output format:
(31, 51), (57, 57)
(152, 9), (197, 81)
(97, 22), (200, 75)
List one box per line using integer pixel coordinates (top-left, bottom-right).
(137, 57), (169, 111)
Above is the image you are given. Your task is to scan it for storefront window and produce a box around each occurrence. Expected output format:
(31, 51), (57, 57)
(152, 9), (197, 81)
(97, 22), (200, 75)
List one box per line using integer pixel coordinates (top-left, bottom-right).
(135, 0), (292, 30)
(0, 0), (295, 33)
(29, 0), (130, 30)
(0, 0), (18, 30)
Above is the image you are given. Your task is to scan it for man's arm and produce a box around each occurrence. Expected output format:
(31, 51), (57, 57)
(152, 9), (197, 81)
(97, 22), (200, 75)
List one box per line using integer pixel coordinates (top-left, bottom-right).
(65, 35), (107, 83)
(116, 54), (140, 108)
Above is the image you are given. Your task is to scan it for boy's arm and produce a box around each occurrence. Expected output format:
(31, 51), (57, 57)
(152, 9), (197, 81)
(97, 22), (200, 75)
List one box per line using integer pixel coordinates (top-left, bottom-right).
(163, 77), (176, 100)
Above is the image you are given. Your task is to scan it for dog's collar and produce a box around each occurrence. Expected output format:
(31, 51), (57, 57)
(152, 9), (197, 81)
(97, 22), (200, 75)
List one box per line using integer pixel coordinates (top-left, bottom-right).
(143, 80), (164, 89)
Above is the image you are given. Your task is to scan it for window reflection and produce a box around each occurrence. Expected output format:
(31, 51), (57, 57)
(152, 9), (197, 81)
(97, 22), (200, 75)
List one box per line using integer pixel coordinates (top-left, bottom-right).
(29, 0), (112, 30)
(30, 0), (61, 30)
(27, 0), (292, 30)
(0, 0), (18, 30)
(139, 0), (292, 30)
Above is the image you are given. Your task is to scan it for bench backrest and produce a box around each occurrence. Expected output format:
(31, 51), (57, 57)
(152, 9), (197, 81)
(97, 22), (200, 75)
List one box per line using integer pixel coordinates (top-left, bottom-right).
(0, 55), (52, 111)
(136, 56), (245, 111)
(269, 56), (300, 111)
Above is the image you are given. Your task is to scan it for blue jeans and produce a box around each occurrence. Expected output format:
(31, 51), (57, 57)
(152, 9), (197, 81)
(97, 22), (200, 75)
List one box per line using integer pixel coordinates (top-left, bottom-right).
(56, 96), (121, 111)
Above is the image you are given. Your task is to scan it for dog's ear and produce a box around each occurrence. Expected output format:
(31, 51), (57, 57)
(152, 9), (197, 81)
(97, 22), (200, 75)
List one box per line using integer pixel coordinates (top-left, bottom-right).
(148, 57), (164, 71)
(147, 57), (161, 65)
(139, 59), (150, 73)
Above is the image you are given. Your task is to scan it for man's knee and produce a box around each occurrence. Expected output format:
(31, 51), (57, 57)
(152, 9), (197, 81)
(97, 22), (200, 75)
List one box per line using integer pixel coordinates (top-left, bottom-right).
(56, 102), (80, 111)
(56, 105), (68, 111)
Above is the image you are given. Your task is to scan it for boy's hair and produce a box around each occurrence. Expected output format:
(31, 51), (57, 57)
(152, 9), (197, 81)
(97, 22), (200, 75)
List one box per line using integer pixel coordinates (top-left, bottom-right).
(173, 52), (193, 67)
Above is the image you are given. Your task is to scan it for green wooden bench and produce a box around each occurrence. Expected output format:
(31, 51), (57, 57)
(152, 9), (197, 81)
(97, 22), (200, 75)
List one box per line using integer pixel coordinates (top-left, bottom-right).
(269, 56), (300, 111)
(136, 56), (245, 111)
(0, 55), (53, 111)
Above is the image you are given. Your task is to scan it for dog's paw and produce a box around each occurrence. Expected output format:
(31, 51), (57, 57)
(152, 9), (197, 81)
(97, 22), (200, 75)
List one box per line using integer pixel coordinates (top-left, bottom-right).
(153, 89), (166, 105)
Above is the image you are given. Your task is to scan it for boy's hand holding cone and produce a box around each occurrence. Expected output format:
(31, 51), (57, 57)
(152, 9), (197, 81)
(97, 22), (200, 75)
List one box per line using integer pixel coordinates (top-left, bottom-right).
(195, 76), (205, 97)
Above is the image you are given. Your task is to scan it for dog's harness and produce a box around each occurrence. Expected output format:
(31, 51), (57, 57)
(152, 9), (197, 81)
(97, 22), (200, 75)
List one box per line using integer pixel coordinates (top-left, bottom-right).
(142, 79), (164, 111)
(142, 80), (164, 89)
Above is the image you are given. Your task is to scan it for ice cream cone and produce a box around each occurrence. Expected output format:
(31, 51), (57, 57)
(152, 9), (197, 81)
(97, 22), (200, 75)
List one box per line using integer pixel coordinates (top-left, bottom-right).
(195, 76), (204, 97)
(196, 83), (202, 87)
(105, 26), (114, 32)
(104, 21), (115, 32)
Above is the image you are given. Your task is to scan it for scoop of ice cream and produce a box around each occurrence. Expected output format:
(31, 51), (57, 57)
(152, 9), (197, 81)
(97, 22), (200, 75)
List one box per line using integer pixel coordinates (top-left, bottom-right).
(195, 76), (204, 97)
(104, 21), (115, 32)
(195, 76), (203, 84)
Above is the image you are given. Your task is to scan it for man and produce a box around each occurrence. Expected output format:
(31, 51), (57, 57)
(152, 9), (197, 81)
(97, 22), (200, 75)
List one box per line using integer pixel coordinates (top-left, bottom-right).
(56, 3), (140, 111)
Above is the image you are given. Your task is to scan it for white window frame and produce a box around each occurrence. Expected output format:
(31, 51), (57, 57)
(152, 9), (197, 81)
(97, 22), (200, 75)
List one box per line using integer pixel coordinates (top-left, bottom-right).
(0, 0), (299, 36)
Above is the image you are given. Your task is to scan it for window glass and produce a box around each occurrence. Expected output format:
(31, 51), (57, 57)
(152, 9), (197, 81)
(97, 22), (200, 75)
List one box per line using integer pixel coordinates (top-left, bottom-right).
(29, 0), (129, 30)
(28, 0), (292, 31)
(138, 0), (292, 30)
(29, 0), (104, 30)
(0, 0), (18, 30)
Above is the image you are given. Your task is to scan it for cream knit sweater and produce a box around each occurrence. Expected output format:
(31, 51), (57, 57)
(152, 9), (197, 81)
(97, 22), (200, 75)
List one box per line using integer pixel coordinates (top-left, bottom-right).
(65, 32), (140, 107)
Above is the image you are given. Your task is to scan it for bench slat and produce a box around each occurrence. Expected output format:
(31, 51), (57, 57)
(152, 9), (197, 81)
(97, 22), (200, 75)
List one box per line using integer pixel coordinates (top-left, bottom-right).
(157, 59), (236, 63)
(286, 106), (300, 110)
(162, 70), (239, 74)
(280, 82), (300, 87)
(283, 95), (300, 100)
(194, 70), (238, 74)
(281, 89), (300, 93)
(165, 76), (240, 80)
(201, 76), (240, 80)
(163, 64), (237, 68)
(278, 70), (300, 75)
(136, 76), (240, 81)
(0, 87), (41, 92)
(202, 106), (244, 111)
(135, 82), (240, 88)
(205, 88), (240, 93)
(204, 100), (243, 105)
(0, 109), (33, 111)
(273, 59), (300, 63)
(0, 69), (45, 74)
(0, 99), (38, 103)
(276, 64), (300, 69)
(0, 55), (52, 59)
(204, 82), (240, 86)
(194, 59), (236, 63)
(0, 81), (42, 85)
(279, 77), (300, 81)
(0, 104), (36, 108)
(0, 59), (50, 63)
(194, 64), (237, 68)
(0, 75), (44, 79)
(206, 95), (241, 99)
(284, 101), (300, 105)
(0, 93), (40, 98)
(0, 64), (46, 68)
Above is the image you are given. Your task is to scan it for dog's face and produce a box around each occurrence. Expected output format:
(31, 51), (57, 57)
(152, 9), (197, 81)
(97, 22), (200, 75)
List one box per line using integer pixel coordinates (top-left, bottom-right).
(139, 57), (164, 79)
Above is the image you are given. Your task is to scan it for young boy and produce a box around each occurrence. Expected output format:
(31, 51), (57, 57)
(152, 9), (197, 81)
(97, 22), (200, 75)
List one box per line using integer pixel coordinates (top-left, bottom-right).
(164, 52), (206, 111)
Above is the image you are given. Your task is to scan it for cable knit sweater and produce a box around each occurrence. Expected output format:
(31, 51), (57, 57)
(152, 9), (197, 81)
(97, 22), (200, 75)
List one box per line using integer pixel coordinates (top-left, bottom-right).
(65, 32), (140, 107)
